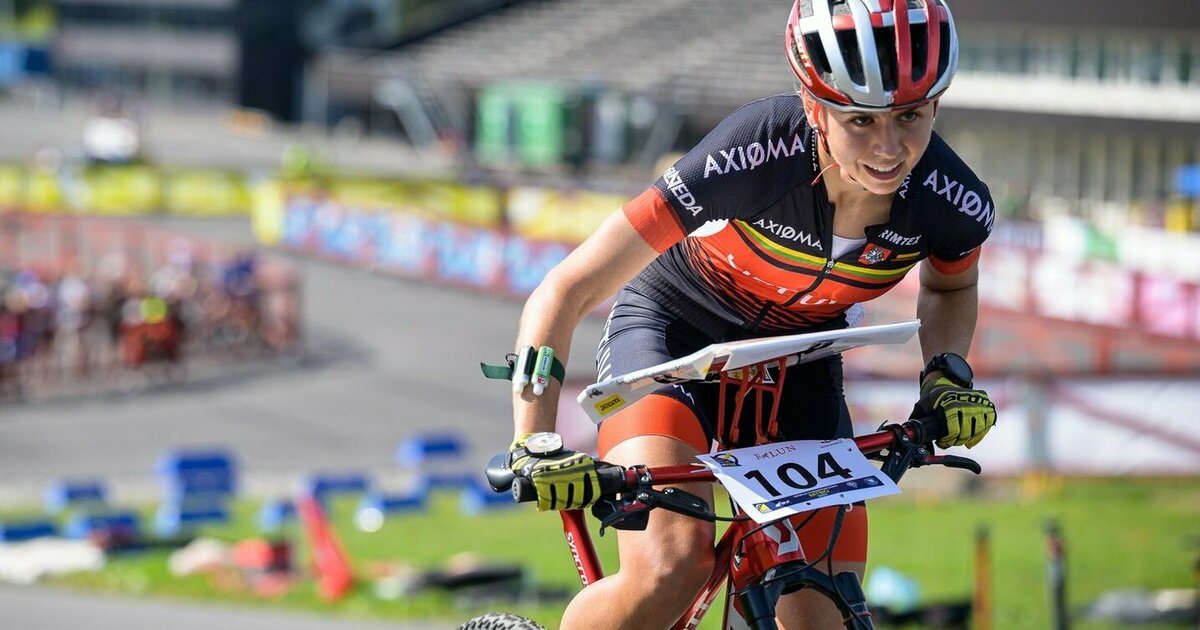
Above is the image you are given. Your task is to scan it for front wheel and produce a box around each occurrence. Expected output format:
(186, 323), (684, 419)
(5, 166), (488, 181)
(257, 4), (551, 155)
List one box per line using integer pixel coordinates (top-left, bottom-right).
(459, 612), (546, 630)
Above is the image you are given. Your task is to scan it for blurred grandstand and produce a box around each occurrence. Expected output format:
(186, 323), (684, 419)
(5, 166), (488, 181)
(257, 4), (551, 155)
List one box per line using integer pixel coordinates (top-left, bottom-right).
(3, 2), (1198, 196)
(0, 1), (1198, 469)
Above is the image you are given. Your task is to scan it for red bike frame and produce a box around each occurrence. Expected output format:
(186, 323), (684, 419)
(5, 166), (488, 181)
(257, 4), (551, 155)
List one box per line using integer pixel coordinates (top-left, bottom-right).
(555, 427), (908, 630)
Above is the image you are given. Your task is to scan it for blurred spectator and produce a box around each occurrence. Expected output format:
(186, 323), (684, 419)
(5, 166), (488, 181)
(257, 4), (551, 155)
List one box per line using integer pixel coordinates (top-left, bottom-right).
(0, 219), (300, 402)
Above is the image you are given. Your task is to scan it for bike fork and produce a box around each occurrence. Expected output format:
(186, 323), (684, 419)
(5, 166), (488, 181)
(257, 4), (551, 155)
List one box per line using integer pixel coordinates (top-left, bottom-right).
(735, 566), (875, 630)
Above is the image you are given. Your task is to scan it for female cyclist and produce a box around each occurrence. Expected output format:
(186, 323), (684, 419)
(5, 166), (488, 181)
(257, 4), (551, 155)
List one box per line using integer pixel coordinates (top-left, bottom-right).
(503, 1), (998, 628)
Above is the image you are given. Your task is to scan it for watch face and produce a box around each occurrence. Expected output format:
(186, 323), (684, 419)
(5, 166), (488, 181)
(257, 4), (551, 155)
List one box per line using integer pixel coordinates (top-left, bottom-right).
(525, 432), (564, 455)
(943, 353), (973, 384)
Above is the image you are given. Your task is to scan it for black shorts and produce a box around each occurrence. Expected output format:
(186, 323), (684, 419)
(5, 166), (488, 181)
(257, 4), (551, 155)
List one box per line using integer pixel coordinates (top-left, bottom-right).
(595, 285), (852, 453)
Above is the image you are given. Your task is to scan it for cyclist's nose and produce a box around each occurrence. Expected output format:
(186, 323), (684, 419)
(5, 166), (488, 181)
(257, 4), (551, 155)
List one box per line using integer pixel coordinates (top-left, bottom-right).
(872, 120), (903, 160)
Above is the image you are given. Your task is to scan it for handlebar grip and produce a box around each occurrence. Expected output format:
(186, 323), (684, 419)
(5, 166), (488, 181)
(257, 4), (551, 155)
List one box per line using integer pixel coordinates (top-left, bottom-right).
(509, 462), (630, 505)
(595, 464), (628, 495)
(907, 414), (945, 444)
(512, 477), (536, 503)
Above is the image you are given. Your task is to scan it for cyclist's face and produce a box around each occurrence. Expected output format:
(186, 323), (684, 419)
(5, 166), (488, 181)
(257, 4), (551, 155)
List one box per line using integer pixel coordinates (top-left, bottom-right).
(822, 102), (936, 196)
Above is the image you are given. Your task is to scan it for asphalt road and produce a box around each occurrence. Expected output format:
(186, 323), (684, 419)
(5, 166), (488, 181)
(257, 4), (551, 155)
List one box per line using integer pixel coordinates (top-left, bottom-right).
(0, 216), (607, 629)
(0, 584), (448, 630)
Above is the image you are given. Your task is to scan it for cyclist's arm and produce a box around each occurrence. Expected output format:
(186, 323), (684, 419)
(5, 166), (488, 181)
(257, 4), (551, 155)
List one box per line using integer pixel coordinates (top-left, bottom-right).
(915, 255), (979, 382)
(512, 209), (659, 437)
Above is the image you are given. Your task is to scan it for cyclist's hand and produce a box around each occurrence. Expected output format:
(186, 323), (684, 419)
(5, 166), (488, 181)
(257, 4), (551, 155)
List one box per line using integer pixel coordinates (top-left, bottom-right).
(509, 435), (601, 512)
(914, 377), (997, 449)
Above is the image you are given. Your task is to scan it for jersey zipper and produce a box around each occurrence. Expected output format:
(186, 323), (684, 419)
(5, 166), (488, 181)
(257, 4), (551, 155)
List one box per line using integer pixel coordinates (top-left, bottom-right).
(780, 257), (836, 307)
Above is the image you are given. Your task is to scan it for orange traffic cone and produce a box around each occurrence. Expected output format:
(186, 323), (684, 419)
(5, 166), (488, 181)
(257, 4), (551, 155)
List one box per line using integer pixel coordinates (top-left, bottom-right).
(294, 494), (354, 601)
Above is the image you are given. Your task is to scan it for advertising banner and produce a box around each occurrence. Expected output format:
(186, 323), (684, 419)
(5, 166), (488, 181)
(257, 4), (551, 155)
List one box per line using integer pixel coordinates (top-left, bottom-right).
(0, 165), (21, 208)
(268, 180), (1200, 377)
(0, 164), (65, 213)
(279, 193), (575, 299)
(77, 165), (162, 216)
(163, 170), (252, 217)
(506, 186), (622, 243)
(329, 178), (504, 228)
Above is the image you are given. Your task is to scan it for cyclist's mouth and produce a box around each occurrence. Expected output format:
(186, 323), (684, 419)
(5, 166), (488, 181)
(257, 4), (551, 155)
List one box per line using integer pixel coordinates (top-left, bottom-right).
(862, 162), (903, 181)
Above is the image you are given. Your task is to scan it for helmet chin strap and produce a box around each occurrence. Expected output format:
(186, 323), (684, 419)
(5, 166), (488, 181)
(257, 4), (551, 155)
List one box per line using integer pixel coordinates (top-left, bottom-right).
(812, 156), (842, 187)
(802, 97), (834, 186)
(801, 91), (849, 187)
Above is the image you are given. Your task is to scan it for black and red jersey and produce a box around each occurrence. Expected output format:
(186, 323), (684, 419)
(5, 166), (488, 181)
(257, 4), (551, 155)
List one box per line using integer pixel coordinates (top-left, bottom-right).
(623, 93), (994, 334)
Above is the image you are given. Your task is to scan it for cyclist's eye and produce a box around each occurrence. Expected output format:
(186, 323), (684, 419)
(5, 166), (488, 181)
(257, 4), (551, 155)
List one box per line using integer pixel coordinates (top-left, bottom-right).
(850, 116), (872, 127)
(897, 110), (920, 122)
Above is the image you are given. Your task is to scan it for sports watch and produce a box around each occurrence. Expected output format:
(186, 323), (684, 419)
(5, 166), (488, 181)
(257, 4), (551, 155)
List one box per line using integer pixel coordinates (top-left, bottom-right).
(920, 352), (974, 388)
(523, 432), (565, 457)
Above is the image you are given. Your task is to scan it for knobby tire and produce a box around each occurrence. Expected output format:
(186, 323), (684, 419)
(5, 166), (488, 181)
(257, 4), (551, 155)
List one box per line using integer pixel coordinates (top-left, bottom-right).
(458, 612), (546, 630)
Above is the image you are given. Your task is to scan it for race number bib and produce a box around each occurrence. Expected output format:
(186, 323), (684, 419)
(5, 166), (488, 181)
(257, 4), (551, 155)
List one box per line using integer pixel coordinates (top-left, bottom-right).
(696, 439), (899, 524)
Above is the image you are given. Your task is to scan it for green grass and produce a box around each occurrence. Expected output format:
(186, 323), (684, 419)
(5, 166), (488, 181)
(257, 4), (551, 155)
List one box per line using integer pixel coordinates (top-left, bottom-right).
(14, 476), (1200, 629)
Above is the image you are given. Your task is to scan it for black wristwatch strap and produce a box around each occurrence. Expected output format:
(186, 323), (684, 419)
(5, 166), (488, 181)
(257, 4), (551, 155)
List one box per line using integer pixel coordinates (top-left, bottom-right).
(920, 352), (974, 388)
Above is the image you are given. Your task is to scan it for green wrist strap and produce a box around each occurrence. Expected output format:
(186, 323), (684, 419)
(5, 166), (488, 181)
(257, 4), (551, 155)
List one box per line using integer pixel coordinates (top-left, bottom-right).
(480, 354), (566, 386)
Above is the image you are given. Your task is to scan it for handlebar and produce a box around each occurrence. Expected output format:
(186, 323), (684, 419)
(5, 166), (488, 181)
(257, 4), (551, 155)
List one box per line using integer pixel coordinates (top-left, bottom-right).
(488, 415), (980, 504)
(509, 462), (628, 503)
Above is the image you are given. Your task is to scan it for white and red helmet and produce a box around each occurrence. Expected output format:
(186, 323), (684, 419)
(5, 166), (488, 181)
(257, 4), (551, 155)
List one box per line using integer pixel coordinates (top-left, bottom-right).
(786, 0), (959, 110)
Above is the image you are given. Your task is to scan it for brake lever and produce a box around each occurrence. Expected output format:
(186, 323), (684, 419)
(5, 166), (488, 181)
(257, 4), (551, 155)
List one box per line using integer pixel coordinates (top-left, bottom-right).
(919, 453), (982, 475)
(641, 487), (716, 522)
(593, 494), (651, 536)
(594, 486), (716, 537)
(880, 445), (921, 483)
(877, 426), (923, 483)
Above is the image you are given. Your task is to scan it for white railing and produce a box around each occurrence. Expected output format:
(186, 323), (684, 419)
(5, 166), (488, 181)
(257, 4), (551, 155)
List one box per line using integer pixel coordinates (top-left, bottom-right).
(944, 72), (1200, 123)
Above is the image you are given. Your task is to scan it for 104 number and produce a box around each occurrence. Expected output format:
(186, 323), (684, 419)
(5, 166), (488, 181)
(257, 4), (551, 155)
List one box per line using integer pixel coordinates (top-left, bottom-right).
(743, 452), (853, 498)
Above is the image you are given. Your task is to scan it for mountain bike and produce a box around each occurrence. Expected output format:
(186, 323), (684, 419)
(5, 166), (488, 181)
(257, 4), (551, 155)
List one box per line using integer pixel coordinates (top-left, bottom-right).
(463, 321), (982, 630)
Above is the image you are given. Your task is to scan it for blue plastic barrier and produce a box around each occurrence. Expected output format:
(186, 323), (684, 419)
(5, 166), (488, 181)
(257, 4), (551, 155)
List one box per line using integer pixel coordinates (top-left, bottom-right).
(0, 519), (57, 542)
(155, 448), (238, 499)
(258, 498), (296, 533)
(357, 490), (427, 514)
(395, 432), (465, 468)
(353, 488), (429, 531)
(459, 478), (518, 515)
(43, 479), (108, 515)
(154, 501), (230, 537)
(299, 471), (372, 498)
(421, 472), (478, 491)
(64, 511), (141, 540)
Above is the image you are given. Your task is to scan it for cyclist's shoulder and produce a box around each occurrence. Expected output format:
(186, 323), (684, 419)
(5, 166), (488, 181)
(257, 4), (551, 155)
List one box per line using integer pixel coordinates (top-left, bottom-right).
(725, 92), (809, 122)
(710, 93), (812, 149)
(682, 93), (814, 185)
(906, 132), (995, 235)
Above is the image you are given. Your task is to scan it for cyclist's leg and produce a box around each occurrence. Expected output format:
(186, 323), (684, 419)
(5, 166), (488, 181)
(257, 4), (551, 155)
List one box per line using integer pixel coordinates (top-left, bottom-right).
(560, 394), (715, 630)
(770, 358), (868, 629)
(567, 286), (725, 629)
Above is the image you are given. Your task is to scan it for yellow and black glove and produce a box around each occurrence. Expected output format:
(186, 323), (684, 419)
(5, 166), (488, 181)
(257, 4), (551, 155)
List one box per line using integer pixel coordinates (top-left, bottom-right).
(509, 434), (602, 512)
(915, 377), (997, 449)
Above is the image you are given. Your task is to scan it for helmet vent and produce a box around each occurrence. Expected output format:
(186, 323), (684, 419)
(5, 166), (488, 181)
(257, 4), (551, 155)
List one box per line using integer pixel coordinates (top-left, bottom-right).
(835, 29), (865, 86)
(909, 22), (929, 82)
(803, 33), (834, 78)
(937, 21), (952, 76)
(874, 27), (899, 92)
